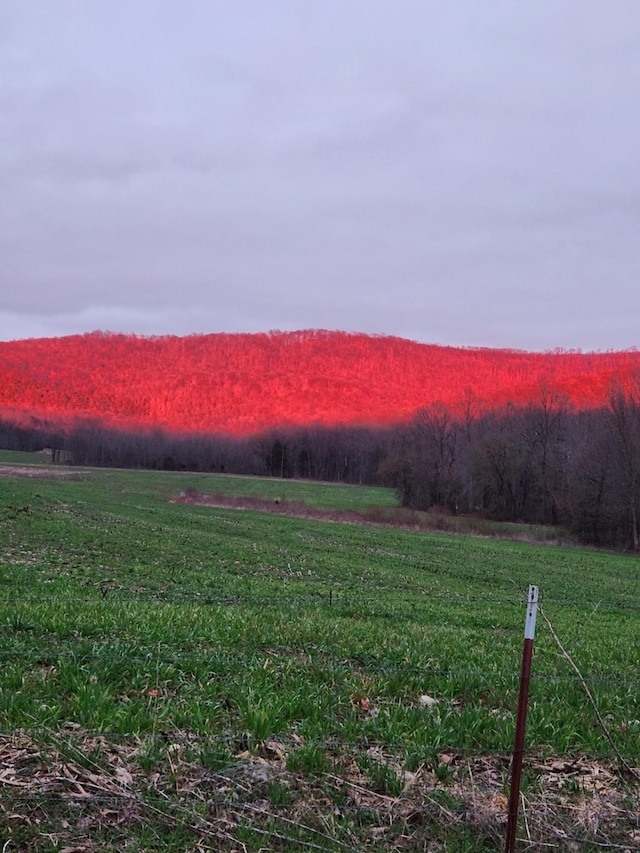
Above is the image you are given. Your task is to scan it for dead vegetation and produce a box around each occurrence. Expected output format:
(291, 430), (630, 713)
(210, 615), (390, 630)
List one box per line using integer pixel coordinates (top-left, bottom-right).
(1, 731), (638, 851)
(173, 489), (573, 546)
(0, 466), (80, 480)
(174, 489), (368, 526)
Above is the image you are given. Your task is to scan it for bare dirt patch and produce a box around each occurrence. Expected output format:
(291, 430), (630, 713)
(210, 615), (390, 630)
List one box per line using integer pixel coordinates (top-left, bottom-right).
(173, 489), (368, 525)
(0, 465), (82, 480)
(173, 489), (570, 545)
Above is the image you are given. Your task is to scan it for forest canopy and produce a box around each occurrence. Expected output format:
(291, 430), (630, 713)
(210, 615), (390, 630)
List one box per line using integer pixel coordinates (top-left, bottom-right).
(3, 331), (640, 550)
(2, 330), (639, 435)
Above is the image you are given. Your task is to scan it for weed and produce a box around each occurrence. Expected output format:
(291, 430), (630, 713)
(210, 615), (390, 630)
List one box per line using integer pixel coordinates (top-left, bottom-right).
(286, 744), (332, 775)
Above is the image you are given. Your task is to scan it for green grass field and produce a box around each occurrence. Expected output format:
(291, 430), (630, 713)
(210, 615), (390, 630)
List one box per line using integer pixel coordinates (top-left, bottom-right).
(0, 456), (638, 851)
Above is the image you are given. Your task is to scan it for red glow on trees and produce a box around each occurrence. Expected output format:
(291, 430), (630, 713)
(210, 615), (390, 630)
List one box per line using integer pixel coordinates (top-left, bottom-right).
(0, 330), (639, 436)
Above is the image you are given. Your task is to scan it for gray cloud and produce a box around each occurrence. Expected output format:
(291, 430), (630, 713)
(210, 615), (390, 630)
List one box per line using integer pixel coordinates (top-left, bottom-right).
(1, 1), (640, 351)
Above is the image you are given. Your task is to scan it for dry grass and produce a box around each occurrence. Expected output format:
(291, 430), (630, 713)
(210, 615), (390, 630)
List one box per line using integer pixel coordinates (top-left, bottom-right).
(1, 731), (638, 851)
(174, 489), (573, 547)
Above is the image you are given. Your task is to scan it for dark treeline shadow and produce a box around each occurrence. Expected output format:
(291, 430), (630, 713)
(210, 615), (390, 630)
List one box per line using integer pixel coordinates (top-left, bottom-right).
(3, 378), (640, 551)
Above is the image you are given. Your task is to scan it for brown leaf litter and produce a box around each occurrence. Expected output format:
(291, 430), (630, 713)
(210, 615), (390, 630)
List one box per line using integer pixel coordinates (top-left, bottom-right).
(1, 730), (638, 851)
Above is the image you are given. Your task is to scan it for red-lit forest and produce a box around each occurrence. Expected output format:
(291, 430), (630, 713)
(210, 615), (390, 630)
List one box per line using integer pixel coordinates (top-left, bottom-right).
(2, 330), (640, 550)
(1, 329), (640, 433)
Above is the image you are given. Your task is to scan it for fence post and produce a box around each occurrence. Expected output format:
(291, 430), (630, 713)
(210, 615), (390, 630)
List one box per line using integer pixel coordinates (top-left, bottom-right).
(505, 584), (538, 853)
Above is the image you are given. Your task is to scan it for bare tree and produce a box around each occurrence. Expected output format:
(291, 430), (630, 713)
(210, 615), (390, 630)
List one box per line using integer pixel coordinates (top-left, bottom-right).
(411, 403), (461, 511)
(607, 376), (640, 550)
(519, 386), (570, 524)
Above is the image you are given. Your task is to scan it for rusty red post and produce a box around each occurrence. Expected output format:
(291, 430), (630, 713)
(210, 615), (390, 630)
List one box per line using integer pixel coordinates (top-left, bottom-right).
(505, 584), (538, 853)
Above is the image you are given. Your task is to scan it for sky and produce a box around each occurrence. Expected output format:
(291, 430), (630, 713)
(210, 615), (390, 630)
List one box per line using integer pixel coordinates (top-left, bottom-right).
(2, 1), (640, 352)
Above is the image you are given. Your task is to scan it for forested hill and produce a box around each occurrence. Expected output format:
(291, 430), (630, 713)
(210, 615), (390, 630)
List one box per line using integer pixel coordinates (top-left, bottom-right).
(1, 330), (639, 435)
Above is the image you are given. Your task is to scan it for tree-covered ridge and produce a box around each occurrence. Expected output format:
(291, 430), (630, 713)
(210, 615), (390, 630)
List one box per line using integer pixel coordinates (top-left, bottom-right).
(1, 329), (639, 435)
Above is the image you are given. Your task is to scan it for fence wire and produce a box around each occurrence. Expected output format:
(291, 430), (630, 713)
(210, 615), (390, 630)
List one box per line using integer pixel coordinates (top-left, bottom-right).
(1, 579), (638, 849)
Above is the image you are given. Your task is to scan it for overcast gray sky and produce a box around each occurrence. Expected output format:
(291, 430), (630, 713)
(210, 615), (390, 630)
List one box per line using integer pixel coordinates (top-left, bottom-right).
(2, 1), (640, 351)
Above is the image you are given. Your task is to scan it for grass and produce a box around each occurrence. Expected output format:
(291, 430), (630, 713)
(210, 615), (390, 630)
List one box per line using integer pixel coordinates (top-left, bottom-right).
(175, 471), (399, 510)
(0, 453), (638, 850)
(0, 448), (55, 465)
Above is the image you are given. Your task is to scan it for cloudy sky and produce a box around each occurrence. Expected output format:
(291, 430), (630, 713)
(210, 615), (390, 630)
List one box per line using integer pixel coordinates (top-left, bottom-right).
(2, 2), (640, 351)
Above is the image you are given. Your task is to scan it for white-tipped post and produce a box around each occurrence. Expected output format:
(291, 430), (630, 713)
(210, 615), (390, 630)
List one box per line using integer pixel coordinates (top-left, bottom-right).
(524, 585), (538, 640)
(505, 585), (538, 853)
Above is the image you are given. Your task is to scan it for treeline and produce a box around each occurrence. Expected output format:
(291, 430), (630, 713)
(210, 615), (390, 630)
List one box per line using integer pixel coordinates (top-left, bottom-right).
(0, 414), (387, 485)
(379, 385), (640, 550)
(3, 380), (640, 550)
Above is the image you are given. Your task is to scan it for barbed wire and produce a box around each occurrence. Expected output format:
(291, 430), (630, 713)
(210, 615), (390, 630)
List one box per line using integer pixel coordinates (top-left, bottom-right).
(540, 604), (640, 783)
(0, 751), (637, 853)
(1, 670), (638, 850)
(2, 587), (639, 611)
(0, 646), (637, 689)
(4, 728), (636, 766)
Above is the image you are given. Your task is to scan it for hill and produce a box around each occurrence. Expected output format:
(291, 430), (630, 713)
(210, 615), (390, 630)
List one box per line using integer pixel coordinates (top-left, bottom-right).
(1, 329), (639, 435)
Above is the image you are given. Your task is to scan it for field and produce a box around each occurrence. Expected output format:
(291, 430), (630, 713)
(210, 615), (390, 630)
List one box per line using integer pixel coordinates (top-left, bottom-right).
(0, 455), (638, 851)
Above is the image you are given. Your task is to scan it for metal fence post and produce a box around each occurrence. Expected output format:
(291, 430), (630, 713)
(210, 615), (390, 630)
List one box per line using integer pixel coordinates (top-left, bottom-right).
(505, 584), (538, 853)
